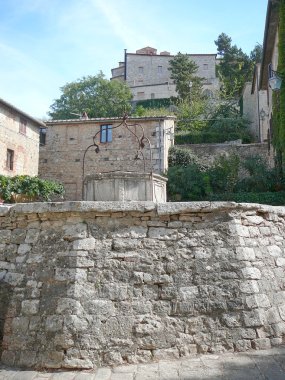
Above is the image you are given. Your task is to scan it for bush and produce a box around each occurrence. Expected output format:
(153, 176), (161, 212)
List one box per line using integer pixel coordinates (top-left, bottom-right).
(167, 153), (285, 204)
(168, 146), (201, 167)
(167, 165), (212, 201)
(0, 175), (65, 203)
(206, 192), (285, 206)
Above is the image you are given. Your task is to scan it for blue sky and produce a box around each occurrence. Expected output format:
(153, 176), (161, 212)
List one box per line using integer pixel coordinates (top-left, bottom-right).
(0, 0), (268, 119)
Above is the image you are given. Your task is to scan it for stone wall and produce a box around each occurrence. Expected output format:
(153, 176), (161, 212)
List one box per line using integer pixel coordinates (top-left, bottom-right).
(177, 142), (274, 167)
(1, 201), (285, 369)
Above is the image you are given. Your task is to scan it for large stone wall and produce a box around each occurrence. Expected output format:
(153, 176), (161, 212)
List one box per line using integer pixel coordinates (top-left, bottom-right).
(177, 142), (274, 167)
(1, 201), (285, 370)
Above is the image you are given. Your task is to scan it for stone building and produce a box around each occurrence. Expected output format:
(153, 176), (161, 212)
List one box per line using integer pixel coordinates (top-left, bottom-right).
(259, 0), (281, 143)
(0, 98), (45, 176)
(39, 116), (175, 201)
(242, 64), (269, 143)
(111, 47), (220, 101)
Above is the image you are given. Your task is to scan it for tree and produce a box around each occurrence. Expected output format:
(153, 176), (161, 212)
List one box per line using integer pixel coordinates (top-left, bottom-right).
(250, 43), (263, 63)
(214, 33), (232, 56)
(48, 72), (132, 119)
(215, 33), (262, 99)
(169, 52), (203, 101)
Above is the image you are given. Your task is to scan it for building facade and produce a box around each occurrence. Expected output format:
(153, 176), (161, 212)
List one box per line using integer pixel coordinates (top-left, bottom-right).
(242, 64), (270, 143)
(111, 47), (220, 101)
(0, 98), (45, 176)
(259, 0), (281, 145)
(39, 116), (175, 201)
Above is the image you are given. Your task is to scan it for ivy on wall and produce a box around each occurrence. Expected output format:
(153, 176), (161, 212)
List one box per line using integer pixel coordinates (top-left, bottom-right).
(273, 0), (285, 171)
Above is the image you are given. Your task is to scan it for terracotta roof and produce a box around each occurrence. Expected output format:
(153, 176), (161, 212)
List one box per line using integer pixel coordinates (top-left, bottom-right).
(0, 97), (45, 127)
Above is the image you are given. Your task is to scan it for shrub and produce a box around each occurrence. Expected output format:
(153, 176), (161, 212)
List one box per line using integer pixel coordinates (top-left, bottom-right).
(0, 175), (65, 203)
(168, 146), (200, 167)
(207, 192), (285, 206)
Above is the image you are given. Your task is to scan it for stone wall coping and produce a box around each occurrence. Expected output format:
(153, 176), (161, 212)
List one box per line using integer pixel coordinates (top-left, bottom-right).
(1, 201), (285, 217)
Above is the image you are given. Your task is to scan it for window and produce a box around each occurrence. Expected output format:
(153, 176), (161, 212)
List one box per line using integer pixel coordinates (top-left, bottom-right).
(138, 66), (144, 74)
(40, 127), (47, 145)
(137, 92), (145, 100)
(19, 118), (27, 134)
(6, 149), (14, 170)
(157, 66), (163, 74)
(203, 64), (208, 70)
(100, 125), (112, 143)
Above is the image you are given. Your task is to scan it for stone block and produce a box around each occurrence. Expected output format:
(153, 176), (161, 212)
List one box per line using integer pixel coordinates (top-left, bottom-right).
(25, 229), (40, 244)
(243, 309), (266, 327)
(276, 257), (285, 267)
(55, 268), (87, 282)
(11, 228), (26, 244)
(272, 291), (285, 305)
(148, 227), (177, 240)
(18, 243), (31, 255)
(236, 247), (256, 261)
(152, 347), (180, 361)
(268, 245), (282, 257)
(21, 300), (39, 315)
(234, 339), (252, 352)
(179, 286), (199, 301)
(241, 267), (261, 280)
(46, 315), (64, 332)
(245, 294), (271, 309)
(271, 321), (285, 336)
(266, 307), (281, 324)
(56, 298), (84, 315)
(271, 337), (283, 346)
(73, 237), (96, 250)
(278, 304), (285, 321)
(112, 238), (141, 251)
(252, 338), (271, 350)
(11, 316), (30, 333)
(62, 223), (87, 241)
(0, 229), (11, 243)
(240, 280), (259, 294)
(222, 313), (241, 328)
(244, 215), (264, 225)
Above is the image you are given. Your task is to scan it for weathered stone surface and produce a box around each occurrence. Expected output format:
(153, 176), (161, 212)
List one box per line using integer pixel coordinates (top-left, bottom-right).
(1, 201), (285, 369)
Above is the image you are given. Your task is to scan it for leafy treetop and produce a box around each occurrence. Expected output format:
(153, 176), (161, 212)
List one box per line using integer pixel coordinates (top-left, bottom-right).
(48, 72), (132, 120)
(169, 53), (203, 101)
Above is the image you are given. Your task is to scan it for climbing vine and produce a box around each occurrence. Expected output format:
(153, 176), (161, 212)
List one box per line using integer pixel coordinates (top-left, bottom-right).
(273, 0), (285, 173)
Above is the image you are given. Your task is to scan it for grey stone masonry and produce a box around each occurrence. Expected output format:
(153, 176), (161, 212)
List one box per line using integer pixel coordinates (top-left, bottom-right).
(1, 201), (285, 370)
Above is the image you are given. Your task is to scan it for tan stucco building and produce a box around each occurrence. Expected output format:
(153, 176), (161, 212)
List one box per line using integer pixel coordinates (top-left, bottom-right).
(39, 116), (175, 201)
(0, 98), (45, 176)
(111, 47), (220, 101)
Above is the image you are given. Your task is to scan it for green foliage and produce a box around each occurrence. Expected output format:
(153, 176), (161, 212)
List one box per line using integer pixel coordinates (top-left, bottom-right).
(167, 165), (211, 201)
(167, 153), (283, 204)
(175, 98), (209, 131)
(237, 155), (283, 192)
(169, 53), (203, 101)
(134, 98), (172, 109)
(175, 104), (253, 145)
(0, 175), (65, 203)
(168, 146), (201, 167)
(132, 105), (173, 117)
(272, 1), (285, 176)
(48, 72), (132, 119)
(208, 154), (240, 193)
(207, 192), (285, 206)
(215, 33), (262, 99)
